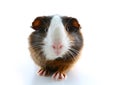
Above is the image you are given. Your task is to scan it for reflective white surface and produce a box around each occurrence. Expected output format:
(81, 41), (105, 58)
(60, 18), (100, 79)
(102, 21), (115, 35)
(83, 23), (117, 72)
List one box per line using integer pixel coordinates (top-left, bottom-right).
(0, 0), (120, 85)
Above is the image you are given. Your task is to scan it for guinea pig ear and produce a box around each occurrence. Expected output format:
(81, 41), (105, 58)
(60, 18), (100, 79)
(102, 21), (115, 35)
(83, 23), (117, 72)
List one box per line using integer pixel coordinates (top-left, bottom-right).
(31, 17), (43, 30)
(71, 18), (81, 29)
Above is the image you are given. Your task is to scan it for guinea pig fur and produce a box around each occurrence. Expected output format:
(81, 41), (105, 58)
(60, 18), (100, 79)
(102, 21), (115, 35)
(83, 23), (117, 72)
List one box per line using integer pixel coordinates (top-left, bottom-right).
(29, 15), (83, 80)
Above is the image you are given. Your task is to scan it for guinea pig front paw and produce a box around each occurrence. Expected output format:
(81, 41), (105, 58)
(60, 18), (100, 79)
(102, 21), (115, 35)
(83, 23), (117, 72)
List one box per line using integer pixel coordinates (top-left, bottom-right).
(52, 72), (67, 80)
(37, 69), (50, 76)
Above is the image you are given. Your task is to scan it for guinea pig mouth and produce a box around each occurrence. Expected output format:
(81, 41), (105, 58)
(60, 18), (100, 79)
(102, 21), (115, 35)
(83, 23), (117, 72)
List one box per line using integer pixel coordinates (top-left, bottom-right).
(53, 50), (61, 56)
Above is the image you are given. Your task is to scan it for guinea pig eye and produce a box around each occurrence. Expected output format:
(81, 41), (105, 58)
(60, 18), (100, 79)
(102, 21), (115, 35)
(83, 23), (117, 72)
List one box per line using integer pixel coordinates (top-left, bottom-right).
(39, 28), (48, 33)
(66, 26), (78, 32)
(44, 28), (48, 32)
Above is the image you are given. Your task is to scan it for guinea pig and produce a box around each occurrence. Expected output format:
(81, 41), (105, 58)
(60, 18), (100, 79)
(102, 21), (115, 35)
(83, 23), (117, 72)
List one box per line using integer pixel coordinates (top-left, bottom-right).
(29, 15), (83, 80)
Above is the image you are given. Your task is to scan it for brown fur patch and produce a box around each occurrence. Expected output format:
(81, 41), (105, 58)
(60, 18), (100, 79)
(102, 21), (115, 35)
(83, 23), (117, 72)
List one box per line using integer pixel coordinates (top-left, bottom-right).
(72, 19), (80, 28)
(32, 19), (41, 28)
(45, 58), (75, 73)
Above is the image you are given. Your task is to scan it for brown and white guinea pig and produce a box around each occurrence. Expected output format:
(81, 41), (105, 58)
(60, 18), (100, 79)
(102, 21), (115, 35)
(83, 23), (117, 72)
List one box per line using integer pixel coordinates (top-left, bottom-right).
(29, 15), (83, 80)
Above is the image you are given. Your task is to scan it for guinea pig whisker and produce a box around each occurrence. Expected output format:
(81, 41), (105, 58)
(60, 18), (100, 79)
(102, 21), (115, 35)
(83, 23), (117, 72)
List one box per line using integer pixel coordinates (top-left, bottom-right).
(32, 42), (44, 46)
(31, 45), (43, 49)
(69, 40), (81, 45)
(71, 48), (79, 53)
(67, 51), (76, 61)
(69, 48), (79, 55)
(32, 47), (41, 51)
(31, 44), (44, 50)
(31, 47), (44, 55)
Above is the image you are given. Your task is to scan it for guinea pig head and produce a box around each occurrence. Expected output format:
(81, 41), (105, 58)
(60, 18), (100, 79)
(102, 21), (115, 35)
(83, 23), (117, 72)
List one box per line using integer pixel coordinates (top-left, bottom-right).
(31, 15), (82, 60)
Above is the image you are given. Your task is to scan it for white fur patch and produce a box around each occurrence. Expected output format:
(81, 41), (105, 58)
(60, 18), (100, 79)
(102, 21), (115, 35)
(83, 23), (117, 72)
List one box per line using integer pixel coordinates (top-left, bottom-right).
(42, 15), (70, 60)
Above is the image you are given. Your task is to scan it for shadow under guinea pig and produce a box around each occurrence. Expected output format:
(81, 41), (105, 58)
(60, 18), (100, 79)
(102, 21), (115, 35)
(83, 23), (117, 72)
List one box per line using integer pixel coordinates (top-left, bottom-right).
(30, 65), (95, 85)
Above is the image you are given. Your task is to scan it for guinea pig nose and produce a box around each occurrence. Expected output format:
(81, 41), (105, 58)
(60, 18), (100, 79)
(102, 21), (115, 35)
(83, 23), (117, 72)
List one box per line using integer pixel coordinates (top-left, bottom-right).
(52, 43), (63, 50)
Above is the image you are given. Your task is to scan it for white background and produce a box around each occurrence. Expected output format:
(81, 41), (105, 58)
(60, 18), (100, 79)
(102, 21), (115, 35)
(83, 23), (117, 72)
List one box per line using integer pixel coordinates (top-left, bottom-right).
(0, 0), (120, 85)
